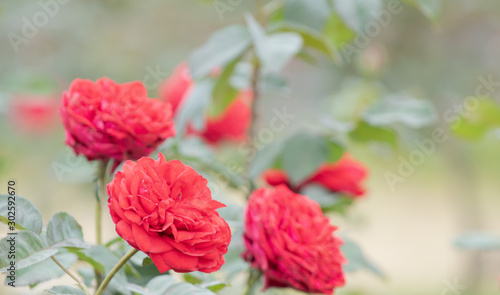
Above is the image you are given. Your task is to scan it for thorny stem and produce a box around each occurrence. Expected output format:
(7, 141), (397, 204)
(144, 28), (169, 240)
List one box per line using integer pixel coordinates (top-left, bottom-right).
(94, 249), (139, 295)
(51, 256), (91, 295)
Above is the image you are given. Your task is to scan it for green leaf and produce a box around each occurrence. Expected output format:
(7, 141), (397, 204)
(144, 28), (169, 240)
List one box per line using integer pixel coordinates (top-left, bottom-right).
(184, 272), (228, 292)
(364, 95), (437, 128)
(72, 245), (130, 294)
(452, 98), (500, 140)
(349, 121), (397, 148)
(248, 140), (285, 178)
(454, 232), (500, 251)
(271, 23), (337, 60)
(341, 235), (385, 278)
(246, 14), (303, 73)
(189, 25), (252, 79)
(282, 133), (330, 185)
(283, 0), (331, 32)
(146, 275), (175, 295)
(327, 140), (344, 163)
(259, 32), (303, 73)
(323, 13), (356, 47)
(0, 231), (58, 272)
(210, 58), (240, 117)
(15, 252), (77, 287)
(301, 185), (353, 213)
(43, 285), (86, 295)
(333, 0), (383, 33)
(175, 79), (214, 134)
(407, 0), (441, 21)
(0, 194), (42, 234)
(47, 212), (87, 249)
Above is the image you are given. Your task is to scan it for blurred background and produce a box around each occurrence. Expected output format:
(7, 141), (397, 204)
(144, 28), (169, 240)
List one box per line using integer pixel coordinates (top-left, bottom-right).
(1, 0), (500, 294)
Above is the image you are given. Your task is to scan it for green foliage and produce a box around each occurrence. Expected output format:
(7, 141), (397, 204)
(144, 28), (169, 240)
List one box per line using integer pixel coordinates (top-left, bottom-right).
(47, 212), (87, 249)
(127, 275), (217, 295)
(0, 194), (42, 233)
(301, 185), (353, 213)
(210, 58), (240, 117)
(43, 285), (86, 295)
(0, 231), (58, 272)
(16, 253), (77, 287)
(189, 25), (252, 79)
(452, 98), (500, 140)
(249, 133), (345, 184)
(333, 0), (382, 33)
(364, 94), (437, 128)
(349, 121), (397, 148)
(175, 79), (214, 134)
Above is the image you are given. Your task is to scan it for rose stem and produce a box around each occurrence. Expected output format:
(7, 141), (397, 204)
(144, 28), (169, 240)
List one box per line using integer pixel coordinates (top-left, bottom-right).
(243, 269), (261, 295)
(94, 159), (108, 286)
(94, 248), (139, 295)
(51, 256), (91, 295)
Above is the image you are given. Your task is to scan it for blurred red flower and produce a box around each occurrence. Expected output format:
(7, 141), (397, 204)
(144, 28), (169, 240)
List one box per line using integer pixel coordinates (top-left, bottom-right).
(60, 78), (175, 168)
(158, 62), (252, 144)
(263, 154), (368, 198)
(9, 94), (58, 134)
(243, 185), (346, 294)
(107, 153), (231, 273)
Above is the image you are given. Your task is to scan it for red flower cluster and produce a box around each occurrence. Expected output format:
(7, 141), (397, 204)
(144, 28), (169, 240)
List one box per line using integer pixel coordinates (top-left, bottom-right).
(60, 78), (175, 167)
(159, 62), (252, 144)
(263, 154), (368, 198)
(243, 185), (346, 294)
(107, 153), (231, 273)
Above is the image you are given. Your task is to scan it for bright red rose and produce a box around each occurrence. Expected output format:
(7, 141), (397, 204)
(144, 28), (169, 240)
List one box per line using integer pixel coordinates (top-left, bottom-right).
(158, 62), (252, 144)
(263, 154), (368, 198)
(107, 153), (231, 273)
(60, 78), (175, 168)
(243, 185), (346, 294)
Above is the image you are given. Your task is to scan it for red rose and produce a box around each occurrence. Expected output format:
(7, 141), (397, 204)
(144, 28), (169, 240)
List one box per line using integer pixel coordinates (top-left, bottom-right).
(263, 154), (368, 198)
(243, 185), (346, 294)
(107, 153), (231, 273)
(60, 78), (175, 168)
(158, 62), (252, 144)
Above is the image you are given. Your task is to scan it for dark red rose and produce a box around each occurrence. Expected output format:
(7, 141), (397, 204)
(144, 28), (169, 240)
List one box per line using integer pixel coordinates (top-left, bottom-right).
(243, 185), (346, 294)
(158, 62), (252, 144)
(60, 78), (175, 168)
(263, 154), (368, 198)
(107, 153), (231, 273)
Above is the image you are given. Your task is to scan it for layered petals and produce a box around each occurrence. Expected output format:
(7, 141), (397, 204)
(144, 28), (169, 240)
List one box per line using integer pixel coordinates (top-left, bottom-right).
(243, 185), (346, 294)
(107, 154), (231, 273)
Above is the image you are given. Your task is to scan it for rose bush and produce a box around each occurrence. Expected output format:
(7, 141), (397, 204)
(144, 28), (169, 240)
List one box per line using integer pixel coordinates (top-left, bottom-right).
(159, 62), (252, 144)
(243, 185), (346, 294)
(60, 77), (175, 168)
(263, 154), (368, 198)
(107, 153), (231, 273)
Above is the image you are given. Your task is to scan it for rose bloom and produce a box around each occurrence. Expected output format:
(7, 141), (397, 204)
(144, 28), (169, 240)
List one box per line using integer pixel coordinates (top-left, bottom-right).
(158, 62), (251, 144)
(243, 185), (346, 294)
(263, 154), (368, 198)
(107, 153), (231, 273)
(60, 78), (175, 168)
